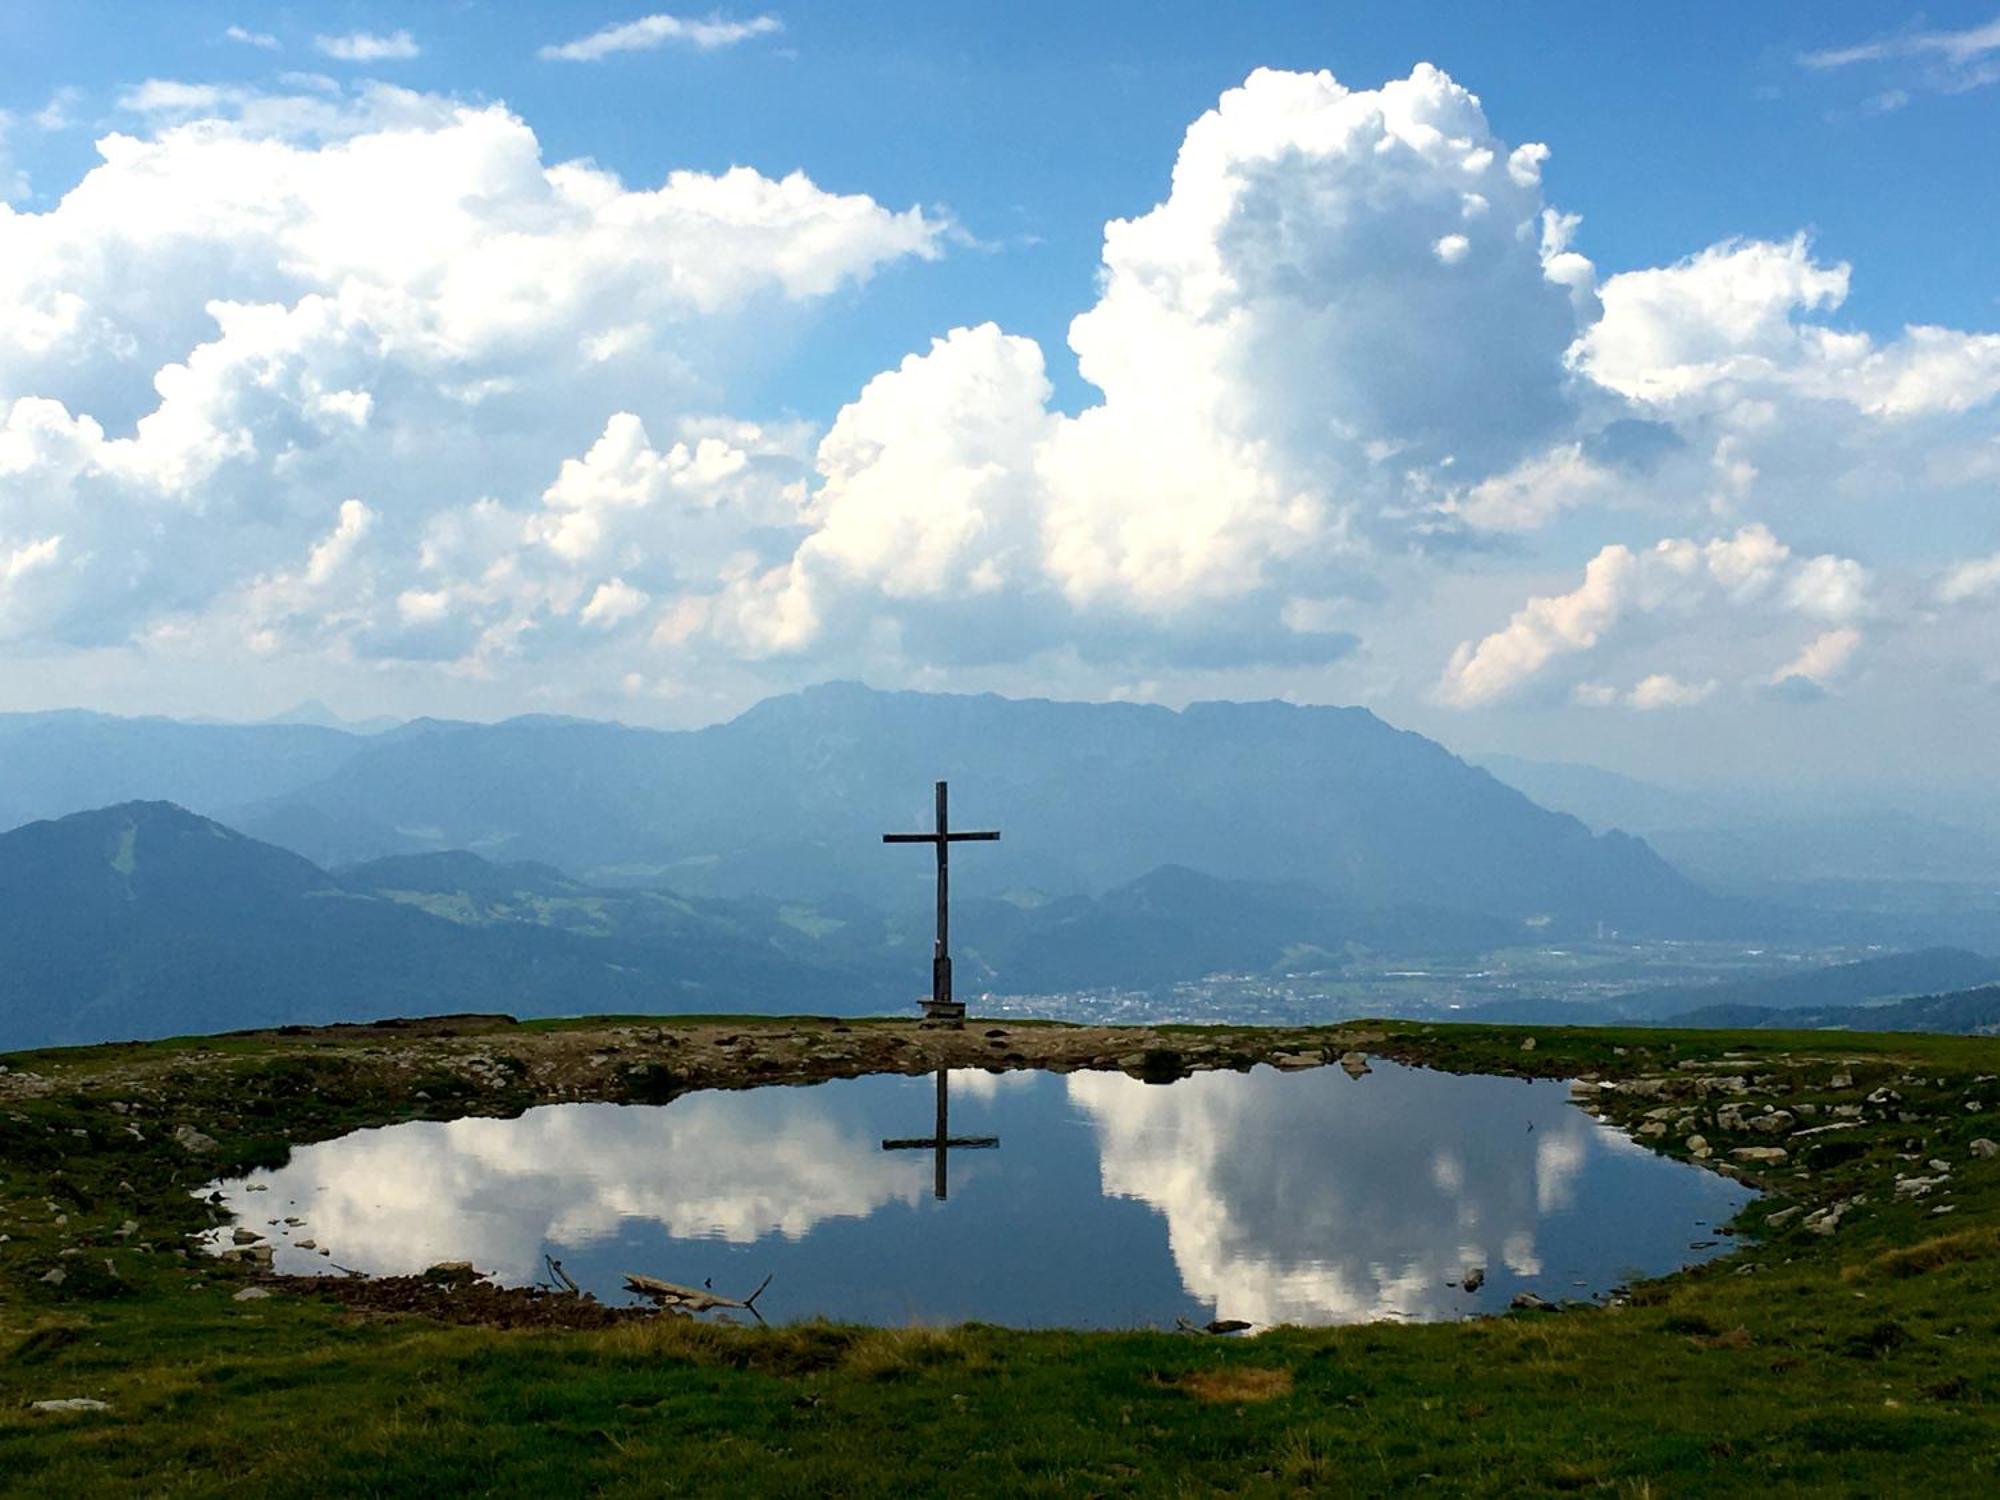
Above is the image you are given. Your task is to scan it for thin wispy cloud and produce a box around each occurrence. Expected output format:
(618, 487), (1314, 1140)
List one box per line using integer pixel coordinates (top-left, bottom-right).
(539, 12), (782, 63)
(116, 79), (232, 115)
(223, 25), (281, 52)
(1800, 14), (2000, 93)
(33, 87), (81, 131)
(315, 30), (421, 63)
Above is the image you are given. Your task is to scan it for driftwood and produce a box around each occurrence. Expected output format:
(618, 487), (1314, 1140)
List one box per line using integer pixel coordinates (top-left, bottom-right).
(624, 1272), (773, 1323)
(544, 1255), (582, 1296)
(1176, 1316), (1252, 1336)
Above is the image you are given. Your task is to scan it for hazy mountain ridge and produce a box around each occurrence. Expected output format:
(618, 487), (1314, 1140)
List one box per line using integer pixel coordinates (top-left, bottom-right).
(1454, 946), (2000, 1029)
(0, 801), (1548, 1050)
(1622, 947), (2000, 1019)
(1477, 752), (2000, 950)
(229, 683), (1713, 934)
(0, 803), (899, 1051)
(0, 711), (366, 835)
(1669, 984), (2000, 1035)
(2, 686), (1715, 936)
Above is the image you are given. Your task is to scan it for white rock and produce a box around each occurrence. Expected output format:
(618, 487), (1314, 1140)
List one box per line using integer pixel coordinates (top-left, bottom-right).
(1731, 1147), (1789, 1165)
(31, 1398), (110, 1415)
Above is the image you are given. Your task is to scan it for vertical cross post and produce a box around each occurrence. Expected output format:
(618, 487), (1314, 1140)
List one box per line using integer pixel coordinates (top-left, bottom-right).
(933, 779), (951, 1008)
(884, 780), (999, 1024)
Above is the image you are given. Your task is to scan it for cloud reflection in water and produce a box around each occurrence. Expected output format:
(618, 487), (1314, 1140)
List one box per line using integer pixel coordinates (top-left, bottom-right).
(207, 1061), (1749, 1325)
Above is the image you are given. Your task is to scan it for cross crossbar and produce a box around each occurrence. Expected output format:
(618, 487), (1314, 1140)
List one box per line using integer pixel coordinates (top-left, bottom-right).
(881, 1137), (999, 1151)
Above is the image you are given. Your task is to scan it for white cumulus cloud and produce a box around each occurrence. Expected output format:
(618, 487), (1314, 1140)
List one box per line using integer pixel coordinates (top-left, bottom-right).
(315, 31), (421, 63)
(1439, 524), (1870, 707)
(0, 60), (1995, 734)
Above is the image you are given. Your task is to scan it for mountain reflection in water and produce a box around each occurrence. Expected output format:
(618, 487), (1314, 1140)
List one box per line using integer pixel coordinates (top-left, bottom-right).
(202, 1061), (1751, 1328)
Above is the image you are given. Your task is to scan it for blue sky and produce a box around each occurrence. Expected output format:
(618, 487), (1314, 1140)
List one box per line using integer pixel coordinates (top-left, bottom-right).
(8, 3), (1997, 414)
(0, 3), (1997, 786)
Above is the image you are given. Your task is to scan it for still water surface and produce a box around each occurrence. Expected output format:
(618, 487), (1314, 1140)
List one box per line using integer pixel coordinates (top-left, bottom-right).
(205, 1061), (1751, 1327)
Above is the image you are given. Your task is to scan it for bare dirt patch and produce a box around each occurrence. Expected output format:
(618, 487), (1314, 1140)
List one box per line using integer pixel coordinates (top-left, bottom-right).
(1178, 1366), (1295, 1403)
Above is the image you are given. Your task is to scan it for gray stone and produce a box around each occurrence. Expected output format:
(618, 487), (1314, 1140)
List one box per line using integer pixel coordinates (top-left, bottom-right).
(1731, 1146), (1789, 1165)
(231, 1227), (263, 1245)
(1338, 1051), (1371, 1079)
(1970, 1139), (1999, 1159)
(1461, 1267), (1485, 1293)
(233, 1287), (273, 1302)
(1510, 1291), (1555, 1311)
(31, 1398), (110, 1415)
(172, 1125), (219, 1154)
(1519, 1037), (1537, 1053)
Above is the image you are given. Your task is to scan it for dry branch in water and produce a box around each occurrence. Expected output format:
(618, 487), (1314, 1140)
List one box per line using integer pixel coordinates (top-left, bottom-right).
(624, 1272), (773, 1323)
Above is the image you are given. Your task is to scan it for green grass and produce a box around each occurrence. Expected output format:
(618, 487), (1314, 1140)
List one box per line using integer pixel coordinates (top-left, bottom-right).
(5, 1017), (2000, 1495)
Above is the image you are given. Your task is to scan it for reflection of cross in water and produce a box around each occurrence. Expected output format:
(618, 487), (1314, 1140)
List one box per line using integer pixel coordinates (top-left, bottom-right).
(881, 1070), (999, 1201)
(882, 780), (1000, 1025)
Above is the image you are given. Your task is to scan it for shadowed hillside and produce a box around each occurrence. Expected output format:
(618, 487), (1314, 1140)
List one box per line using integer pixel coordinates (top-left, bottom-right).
(228, 684), (1717, 935)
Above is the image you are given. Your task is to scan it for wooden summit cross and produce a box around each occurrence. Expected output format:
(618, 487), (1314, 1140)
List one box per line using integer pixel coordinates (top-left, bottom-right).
(883, 780), (998, 1025)
(882, 1070), (998, 1201)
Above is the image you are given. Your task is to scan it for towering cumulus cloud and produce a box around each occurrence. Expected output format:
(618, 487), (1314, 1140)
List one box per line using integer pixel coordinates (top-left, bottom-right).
(673, 65), (1595, 669)
(1, 65), (1997, 724)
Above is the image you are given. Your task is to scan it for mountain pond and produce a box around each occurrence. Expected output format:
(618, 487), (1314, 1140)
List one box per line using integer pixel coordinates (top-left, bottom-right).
(200, 1060), (1752, 1328)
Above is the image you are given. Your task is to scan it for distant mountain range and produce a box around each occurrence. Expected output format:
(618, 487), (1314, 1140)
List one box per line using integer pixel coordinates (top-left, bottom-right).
(0, 803), (1519, 1051)
(0, 803), (897, 1051)
(1477, 752), (2000, 950)
(1457, 947), (2000, 1029)
(1633, 947), (2000, 1020)
(4, 685), (1717, 940)
(1670, 984), (2000, 1035)
(5, 797), (1997, 1053)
